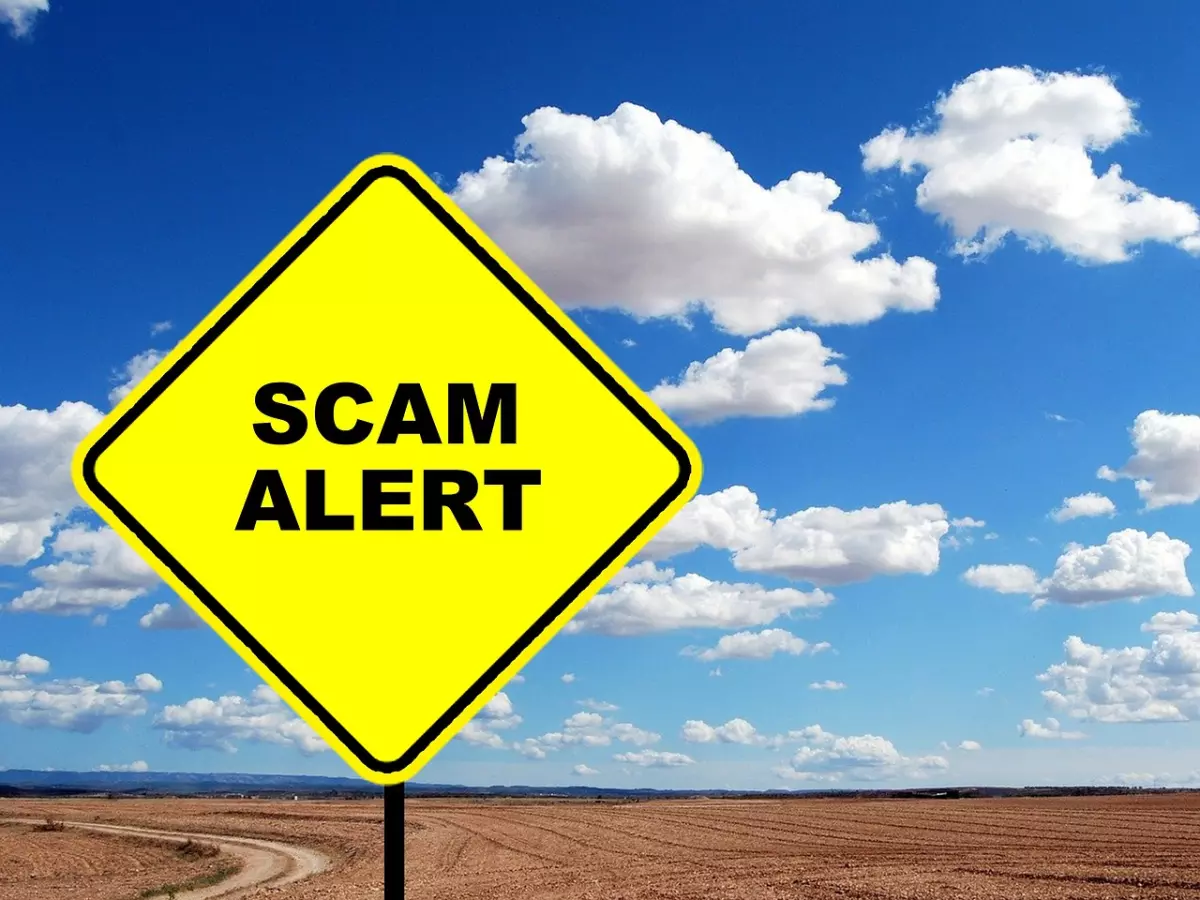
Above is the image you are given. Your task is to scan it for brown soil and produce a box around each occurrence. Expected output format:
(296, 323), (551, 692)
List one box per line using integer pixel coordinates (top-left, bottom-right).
(0, 819), (239, 900)
(404, 794), (1200, 899)
(1, 798), (382, 898)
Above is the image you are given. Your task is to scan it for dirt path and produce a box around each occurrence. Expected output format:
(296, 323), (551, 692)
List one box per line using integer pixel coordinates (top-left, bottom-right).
(3, 818), (330, 899)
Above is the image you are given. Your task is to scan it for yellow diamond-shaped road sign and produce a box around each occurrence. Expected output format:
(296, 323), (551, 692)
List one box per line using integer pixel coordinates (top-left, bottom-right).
(71, 155), (702, 785)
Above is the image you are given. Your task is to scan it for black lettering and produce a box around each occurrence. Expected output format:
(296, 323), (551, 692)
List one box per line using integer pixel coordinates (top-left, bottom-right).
(484, 469), (541, 530)
(235, 470), (300, 530)
(305, 469), (354, 530)
(363, 469), (414, 531)
(448, 383), (516, 444)
(378, 384), (442, 444)
(313, 382), (373, 445)
(423, 470), (482, 531)
(253, 383), (307, 445)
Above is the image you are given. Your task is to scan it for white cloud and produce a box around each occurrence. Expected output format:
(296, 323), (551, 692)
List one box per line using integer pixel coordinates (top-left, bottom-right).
(682, 628), (829, 662)
(963, 564), (1042, 594)
(560, 673), (576, 684)
(1035, 618), (1200, 724)
(0, 655), (161, 733)
(681, 718), (772, 747)
(1051, 493), (1116, 522)
(109, 349), (165, 406)
(565, 564), (830, 636)
(733, 501), (950, 585)
(648, 328), (847, 425)
(1017, 717), (1087, 740)
(958, 740), (982, 751)
(517, 711), (661, 758)
(8, 525), (160, 616)
(613, 749), (694, 768)
(606, 560), (676, 588)
(976, 687), (995, 697)
(1142, 610), (1199, 634)
(863, 66), (1200, 262)
(0, 654), (49, 675)
(150, 321), (173, 336)
(774, 725), (948, 783)
(154, 684), (326, 755)
(572, 764), (599, 776)
(951, 517), (986, 529)
(452, 102), (939, 337)
(0, 402), (102, 566)
(964, 529), (1193, 606)
(95, 760), (149, 773)
(809, 680), (846, 691)
(642, 486), (951, 587)
(139, 602), (202, 630)
(577, 699), (619, 712)
(0, 0), (48, 37)
(639, 486), (774, 561)
(458, 692), (523, 749)
(1101, 411), (1200, 510)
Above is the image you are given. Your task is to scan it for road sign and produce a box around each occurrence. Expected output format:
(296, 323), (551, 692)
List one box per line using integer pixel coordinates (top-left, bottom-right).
(72, 155), (702, 785)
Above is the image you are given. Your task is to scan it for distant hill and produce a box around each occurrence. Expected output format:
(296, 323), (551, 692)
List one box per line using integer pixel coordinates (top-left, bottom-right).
(0, 769), (382, 796)
(0, 770), (1192, 800)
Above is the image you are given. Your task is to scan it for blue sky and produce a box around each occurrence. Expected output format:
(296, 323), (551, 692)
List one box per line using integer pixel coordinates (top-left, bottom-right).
(3, 0), (1200, 789)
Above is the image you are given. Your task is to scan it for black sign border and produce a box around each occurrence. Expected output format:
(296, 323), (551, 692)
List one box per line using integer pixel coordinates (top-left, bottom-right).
(82, 164), (695, 775)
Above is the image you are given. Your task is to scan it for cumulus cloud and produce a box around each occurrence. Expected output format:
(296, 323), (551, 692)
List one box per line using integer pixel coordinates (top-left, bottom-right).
(452, 102), (939, 337)
(613, 749), (694, 768)
(1, 0), (48, 37)
(641, 486), (951, 587)
(1142, 610), (1199, 634)
(863, 66), (1200, 262)
(577, 699), (619, 712)
(1018, 717), (1087, 740)
(648, 328), (847, 425)
(572, 764), (599, 776)
(958, 740), (982, 751)
(809, 680), (846, 691)
(565, 564), (830, 636)
(640, 486), (774, 561)
(1035, 618), (1200, 724)
(560, 673), (576, 684)
(515, 711), (661, 759)
(964, 529), (1193, 606)
(139, 602), (203, 630)
(8, 525), (161, 616)
(0, 655), (161, 733)
(457, 691), (523, 749)
(95, 761), (149, 773)
(1101, 411), (1200, 510)
(732, 501), (950, 584)
(963, 564), (1042, 595)
(109, 349), (165, 406)
(681, 628), (830, 662)
(0, 402), (102, 566)
(1051, 493), (1116, 523)
(774, 725), (948, 783)
(154, 685), (326, 755)
(681, 718), (773, 747)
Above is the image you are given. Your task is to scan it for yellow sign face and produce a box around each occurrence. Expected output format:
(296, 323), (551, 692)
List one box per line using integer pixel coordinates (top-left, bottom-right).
(72, 156), (701, 785)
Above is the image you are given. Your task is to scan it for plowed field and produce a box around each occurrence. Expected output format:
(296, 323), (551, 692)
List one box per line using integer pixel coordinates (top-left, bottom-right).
(404, 794), (1200, 899)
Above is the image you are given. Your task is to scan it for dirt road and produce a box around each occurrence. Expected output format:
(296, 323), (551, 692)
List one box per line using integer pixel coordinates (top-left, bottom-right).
(3, 817), (329, 899)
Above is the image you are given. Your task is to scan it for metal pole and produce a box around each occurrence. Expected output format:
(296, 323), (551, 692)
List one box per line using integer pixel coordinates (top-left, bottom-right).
(384, 782), (405, 896)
